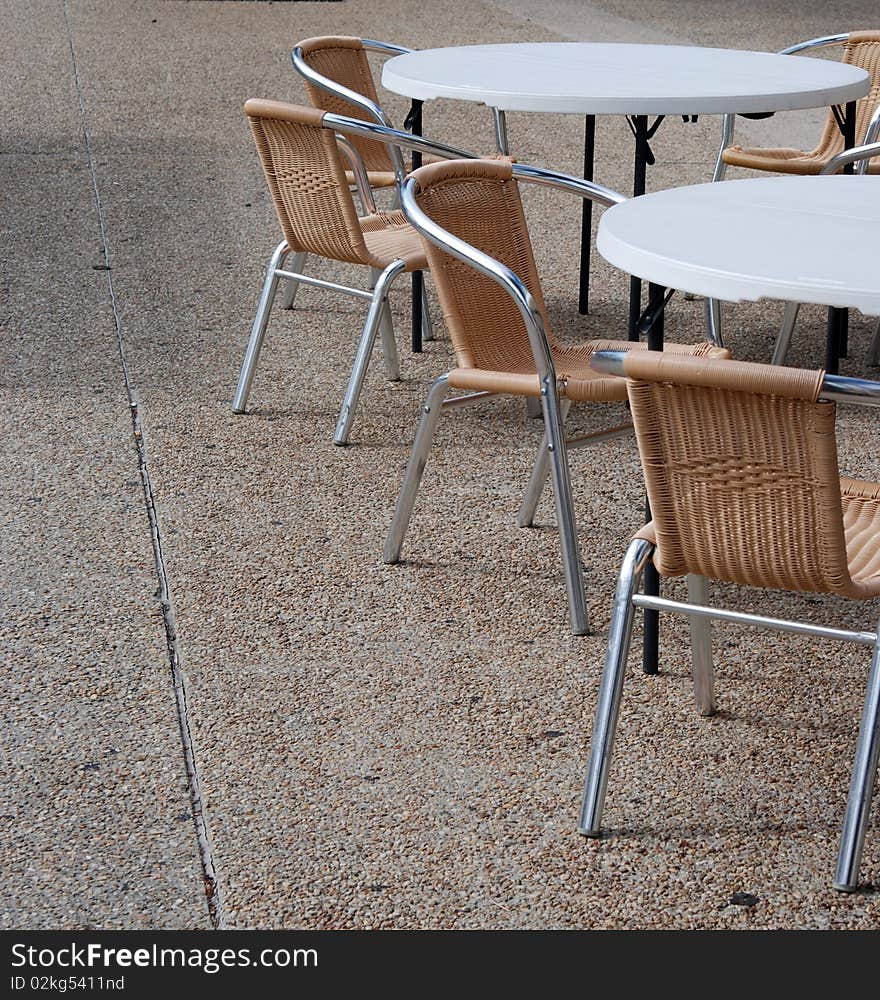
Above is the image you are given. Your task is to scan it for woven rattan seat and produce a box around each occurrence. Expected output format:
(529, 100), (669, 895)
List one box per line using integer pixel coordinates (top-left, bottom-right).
(722, 31), (880, 175)
(358, 209), (426, 270)
(231, 100), (429, 444)
(579, 348), (880, 892)
(384, 157), (728, 636)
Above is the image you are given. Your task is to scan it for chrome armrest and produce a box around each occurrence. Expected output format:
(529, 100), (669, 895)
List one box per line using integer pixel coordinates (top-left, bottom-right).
(511, 163), (625, 208)
(778, 33), (849, 56)
(820, 140), (880, 174)
(589, 349), (880, 407)
(361, 39), (413, 57)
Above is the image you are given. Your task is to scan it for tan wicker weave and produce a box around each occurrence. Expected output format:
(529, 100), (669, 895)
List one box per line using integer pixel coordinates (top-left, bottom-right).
(722, 31), (880, 175)
(622, 351), (880, 599)
(298, 36), (398, 188)
(411, 158), (729, 400)
(244, 99), (425, 272)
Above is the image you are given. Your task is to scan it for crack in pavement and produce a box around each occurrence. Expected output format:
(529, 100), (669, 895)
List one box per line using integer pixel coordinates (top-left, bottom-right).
(61, 0), (224, 929)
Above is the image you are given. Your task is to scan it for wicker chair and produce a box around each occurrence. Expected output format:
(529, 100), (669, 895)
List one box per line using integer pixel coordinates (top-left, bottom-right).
(232, 100), (435, 445)
(383, 158), (729, 636)
(578, 349), (880, 892)
(717, 32), (880, 179)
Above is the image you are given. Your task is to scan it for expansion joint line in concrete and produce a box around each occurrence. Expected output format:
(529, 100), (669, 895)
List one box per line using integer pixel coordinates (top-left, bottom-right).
(61, 0), (224, 928)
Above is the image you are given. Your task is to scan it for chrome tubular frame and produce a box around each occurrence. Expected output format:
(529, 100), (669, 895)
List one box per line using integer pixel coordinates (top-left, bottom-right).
(862, 104), (880, 153)
(335, 133), (377, 214)
(334, 258), (407, 445)
(779, 32), (849, 57)
(579, 537), (654, 835)
(384, 168), (626, 636)
(580, 347), (880, 891)
(360, 39), (413, 57)
(232, 240), (290, 413)
(518, 415), (634, 528)
(278, 251), (307, 310)
(492, 108), (510, 154)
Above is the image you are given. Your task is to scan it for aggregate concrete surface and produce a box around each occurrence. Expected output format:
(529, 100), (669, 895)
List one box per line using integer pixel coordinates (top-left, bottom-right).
(2, 0), (879, 929)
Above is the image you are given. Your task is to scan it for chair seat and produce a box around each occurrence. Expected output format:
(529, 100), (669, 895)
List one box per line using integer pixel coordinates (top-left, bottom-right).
(722, 144), (880, 175)
(359, 210), (427, 271)
(446, 339), (725, 400)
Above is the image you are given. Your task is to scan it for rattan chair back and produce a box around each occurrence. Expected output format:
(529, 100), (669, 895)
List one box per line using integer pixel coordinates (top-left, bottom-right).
(621, 352), (866, 596)
(244, 99), (372, 265)
(410, 158), (557, 374)
(297, 36), (397, 177)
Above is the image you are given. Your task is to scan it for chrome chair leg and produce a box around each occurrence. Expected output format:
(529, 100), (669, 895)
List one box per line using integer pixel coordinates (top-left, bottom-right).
(772, 302), (800, 365)
(833, 623), (880, 892)
(334, 258), (407, 445)
(579, 538), (654, 834)
(383, 375), (451, 562)
(705, 297), (724, 348)
(379, 300), (400, 380)
(420, 279), (434, 342)
(686, 574), (716, 717)
(371, 267), (400, 381)
(278, 251), (308, 310)
(868, 318), (880, 367)
(232, 240), (289, 413)
(517, 398), (571, 527)
(541, 379), (588, 636)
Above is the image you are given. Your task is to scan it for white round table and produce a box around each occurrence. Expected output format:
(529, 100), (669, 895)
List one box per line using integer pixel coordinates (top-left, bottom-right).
(384, 43), (869, 325)
(382, 42), (868, 116)
(598, 174), (880, 373)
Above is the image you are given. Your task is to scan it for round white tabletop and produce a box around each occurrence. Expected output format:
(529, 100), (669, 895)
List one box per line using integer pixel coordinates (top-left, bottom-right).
(382, 42), (869, 116)
(597, 175), (880, 316)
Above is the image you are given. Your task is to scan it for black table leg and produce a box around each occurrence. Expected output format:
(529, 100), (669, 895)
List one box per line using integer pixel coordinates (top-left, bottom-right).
(408, 99), (424, 354)
(627, 115), (649, 341)
(578, 114), (596, 314)
(826, 99), (857, 367)
(826, 307), (845, 375)
(642, 281), (665, 674)
(625, 116), (663, 673)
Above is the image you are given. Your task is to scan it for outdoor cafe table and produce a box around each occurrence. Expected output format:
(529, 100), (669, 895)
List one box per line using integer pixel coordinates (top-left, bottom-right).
(597, 173), (880, 672)
(382, 42), (869, 347)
